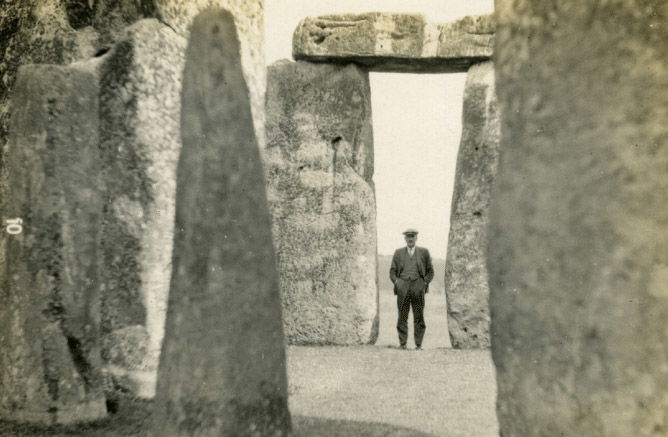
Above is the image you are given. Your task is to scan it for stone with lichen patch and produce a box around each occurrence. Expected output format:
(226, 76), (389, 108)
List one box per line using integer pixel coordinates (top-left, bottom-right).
(445, 61), (499, 349)
(0, 63), (106, 425)
(97, 18), (186, 399)
(265, 60), (378, 345)
(0, 0), (149, 259)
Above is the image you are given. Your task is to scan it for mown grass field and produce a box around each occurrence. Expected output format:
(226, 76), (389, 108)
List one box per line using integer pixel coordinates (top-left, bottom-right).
(286, 289), (498, 437)
(0, 289), (497, 436)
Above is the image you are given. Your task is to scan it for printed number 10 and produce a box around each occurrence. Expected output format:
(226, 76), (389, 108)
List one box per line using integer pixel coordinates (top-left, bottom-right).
(5, 218), (23, 235)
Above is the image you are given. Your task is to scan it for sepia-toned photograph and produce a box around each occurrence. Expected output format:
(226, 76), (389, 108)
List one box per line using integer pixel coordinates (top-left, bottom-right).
(0, 0), (665, 436)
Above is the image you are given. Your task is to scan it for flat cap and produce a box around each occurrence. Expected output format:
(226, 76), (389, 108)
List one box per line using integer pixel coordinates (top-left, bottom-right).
(402, 228), (418, 235)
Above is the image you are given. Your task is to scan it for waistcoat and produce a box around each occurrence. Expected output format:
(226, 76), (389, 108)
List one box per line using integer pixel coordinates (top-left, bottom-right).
(401, 250), (420, 280)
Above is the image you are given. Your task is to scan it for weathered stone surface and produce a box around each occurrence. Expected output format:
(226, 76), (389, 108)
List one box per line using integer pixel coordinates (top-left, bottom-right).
(293, 13), (494, 73)
(0, 0), (267, 401)
(0, 64), (106, 424)
(444, 61), (499, 349)
(152, 9), (291, 436)
(0, 1), (97, 285)
(265, 60), (377, 345)
(0, 0), (150, 204)
(0, 1), (100, 134)
(0, 1), (263, 167)
(154, 0), (266, 147)
(0, 8), (161, 400)
(98, 19), (186, 398)
(490, 2), (668, 436)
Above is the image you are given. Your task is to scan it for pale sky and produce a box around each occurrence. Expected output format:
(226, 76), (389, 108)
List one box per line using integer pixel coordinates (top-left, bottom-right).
(265, 1), (494, 259)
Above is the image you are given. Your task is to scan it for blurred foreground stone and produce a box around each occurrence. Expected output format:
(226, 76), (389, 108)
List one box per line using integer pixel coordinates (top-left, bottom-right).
(445, 61), (499, 349)
(293, 13), (494, 72)
(490, 1), (668, 435)
(152, 9), (291, 436)
(153, 0), (266, 147)
(266, 60), (377, 345)
(0, 64), (106, 424)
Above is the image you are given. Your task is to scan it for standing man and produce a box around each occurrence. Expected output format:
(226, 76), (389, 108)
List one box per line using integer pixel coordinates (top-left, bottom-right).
(390, 229), (434, 350)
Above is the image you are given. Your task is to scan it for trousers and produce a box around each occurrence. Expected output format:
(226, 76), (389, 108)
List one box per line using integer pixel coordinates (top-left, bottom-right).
(396, 277), (426, 347)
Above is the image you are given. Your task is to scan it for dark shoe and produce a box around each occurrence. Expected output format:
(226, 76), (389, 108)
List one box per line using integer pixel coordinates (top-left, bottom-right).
(399, 344), (407, 350)
(415, 345), (422, 350)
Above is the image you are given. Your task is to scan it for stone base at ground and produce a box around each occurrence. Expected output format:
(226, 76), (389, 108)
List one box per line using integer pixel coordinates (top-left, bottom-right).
(445, 61), (499, 349)
(293, 14), (494, 72)
(152, 9), (290, 435)
(266, 60), (378, 345)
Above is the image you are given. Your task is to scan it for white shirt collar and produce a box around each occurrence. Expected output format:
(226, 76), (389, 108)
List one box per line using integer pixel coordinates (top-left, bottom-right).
(407, 246), (415, 256)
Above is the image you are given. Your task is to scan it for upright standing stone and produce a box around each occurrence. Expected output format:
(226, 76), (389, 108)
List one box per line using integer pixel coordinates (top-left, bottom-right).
(445, 61), (499, 348)
(265, 60), (377, 345)
(0, 64), (106, 424)
(0, 0), (152, 232)
(98, 19), (185, 398)
(0, 0), (268, 402)
(490, 2), (668, 435)
(151, 9), (291, 436)
(0, 1), (99, 307)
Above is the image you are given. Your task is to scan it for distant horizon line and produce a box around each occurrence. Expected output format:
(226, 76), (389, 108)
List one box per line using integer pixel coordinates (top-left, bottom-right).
(377, 252), (445, 261)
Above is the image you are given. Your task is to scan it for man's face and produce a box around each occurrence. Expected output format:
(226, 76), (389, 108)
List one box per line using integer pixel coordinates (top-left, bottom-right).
(404, 233), (417, 248)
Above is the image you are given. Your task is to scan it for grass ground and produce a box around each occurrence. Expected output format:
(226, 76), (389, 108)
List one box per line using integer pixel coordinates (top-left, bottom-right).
(287, 289), (498, 437)
(375, 286), (452, 349)
(0, 290), (498, 436)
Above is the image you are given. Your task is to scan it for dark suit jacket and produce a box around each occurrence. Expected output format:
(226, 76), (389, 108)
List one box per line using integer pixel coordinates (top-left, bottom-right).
(389, 246), (435, 296)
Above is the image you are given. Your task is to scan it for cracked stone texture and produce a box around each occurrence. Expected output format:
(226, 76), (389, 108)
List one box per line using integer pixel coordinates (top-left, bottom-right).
(0, 0), (149, 137)
(0, 0), (152, 265)
(0, 2), (265, 406)
(151, 10), (290, 436)
(0, 64), (106, 424)
(98, 19), (186, 399)
(265, 60), (378, 345)
(0, 0), (265, 210)
(490, 1), (668, 436)
(1, 1), (267, 401)
(444, 61), (499, 349)
(293, 13), (494, 72)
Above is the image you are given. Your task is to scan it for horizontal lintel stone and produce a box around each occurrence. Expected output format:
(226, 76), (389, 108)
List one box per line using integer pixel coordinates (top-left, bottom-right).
(293, 13), (494, 73)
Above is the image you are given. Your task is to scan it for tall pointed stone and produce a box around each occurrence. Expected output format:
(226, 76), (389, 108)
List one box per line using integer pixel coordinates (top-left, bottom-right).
(490, 1), (668, 435)
(445, 61), (499, 348)
(0, 64), (106, 424)
(152, 0), (266, 148)
(151, 8), (291, 436)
